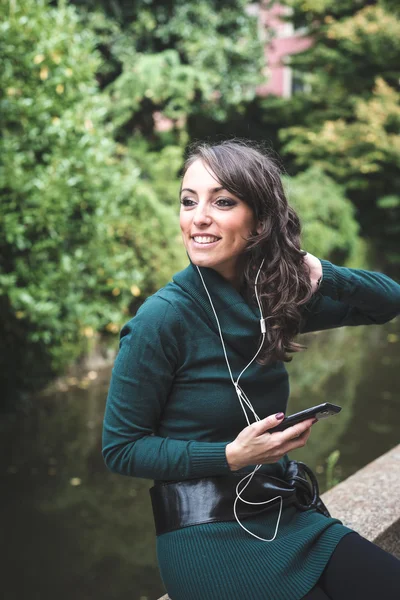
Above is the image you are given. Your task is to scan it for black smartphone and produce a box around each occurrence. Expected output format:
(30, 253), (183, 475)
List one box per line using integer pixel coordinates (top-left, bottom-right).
(268, 402), (342, 433)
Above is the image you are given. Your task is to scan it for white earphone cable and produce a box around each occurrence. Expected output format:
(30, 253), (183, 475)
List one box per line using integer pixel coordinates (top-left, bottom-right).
(196, 259), (283, 542)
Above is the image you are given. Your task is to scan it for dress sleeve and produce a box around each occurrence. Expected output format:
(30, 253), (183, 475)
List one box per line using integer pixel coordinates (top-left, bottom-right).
(102, 296), (231, 480)
(299, 258), (400, 334)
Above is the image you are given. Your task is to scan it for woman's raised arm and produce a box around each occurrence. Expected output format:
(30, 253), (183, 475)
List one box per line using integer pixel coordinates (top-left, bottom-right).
(299, 258), (400, 334)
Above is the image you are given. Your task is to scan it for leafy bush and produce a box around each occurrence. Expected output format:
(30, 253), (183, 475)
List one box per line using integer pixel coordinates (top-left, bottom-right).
(282, 166), (365, 265)
(0, 0), (186, 394)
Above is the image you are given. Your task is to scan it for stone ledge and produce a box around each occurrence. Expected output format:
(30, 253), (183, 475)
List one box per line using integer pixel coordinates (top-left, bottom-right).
(320, 443), (400, 559)
(157, 444), (400, 599)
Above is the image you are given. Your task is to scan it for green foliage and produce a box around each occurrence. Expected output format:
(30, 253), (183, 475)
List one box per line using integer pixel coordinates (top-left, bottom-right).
(2, 0), (392, 398)
(0, 0), (186, 392)
(126, 134), (185, 208)
(282, 166), (363, 263)
(71, 0), (265, 138)
(275, 1), (400, 266)
(325, 449), (341, 489)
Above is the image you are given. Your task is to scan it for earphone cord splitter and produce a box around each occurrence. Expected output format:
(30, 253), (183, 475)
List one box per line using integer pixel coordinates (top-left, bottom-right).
(196, 259), (283, 542)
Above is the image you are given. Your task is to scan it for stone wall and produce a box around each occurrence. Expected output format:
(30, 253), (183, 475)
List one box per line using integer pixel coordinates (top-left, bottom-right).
(319, 443), (400, 559)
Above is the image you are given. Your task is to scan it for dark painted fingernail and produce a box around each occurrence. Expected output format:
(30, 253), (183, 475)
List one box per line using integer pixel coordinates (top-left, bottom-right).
(311, 418), (318, 424)
(275, 412), (285, 420)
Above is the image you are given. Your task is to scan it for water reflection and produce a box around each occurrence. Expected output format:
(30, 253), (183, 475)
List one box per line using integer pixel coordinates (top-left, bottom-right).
(1, 318), (399, 600)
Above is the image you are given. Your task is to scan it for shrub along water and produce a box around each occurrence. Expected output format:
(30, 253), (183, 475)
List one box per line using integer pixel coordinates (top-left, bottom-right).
(0, 0), (186, 400)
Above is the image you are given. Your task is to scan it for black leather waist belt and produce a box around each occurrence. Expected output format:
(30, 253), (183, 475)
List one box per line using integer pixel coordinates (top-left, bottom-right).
(149, 460), (331, 536)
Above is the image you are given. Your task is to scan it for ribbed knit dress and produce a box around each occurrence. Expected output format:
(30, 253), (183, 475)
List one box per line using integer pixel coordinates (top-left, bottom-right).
(102, 257), (400, 600)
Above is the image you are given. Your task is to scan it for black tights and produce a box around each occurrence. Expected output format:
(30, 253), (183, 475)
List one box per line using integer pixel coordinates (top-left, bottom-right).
(302, 532), (400, 599)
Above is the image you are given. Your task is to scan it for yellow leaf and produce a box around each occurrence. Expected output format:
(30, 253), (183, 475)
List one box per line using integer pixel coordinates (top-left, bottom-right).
(34, 54), (45, 64)
(387, 333), (398, 343)
(40, 66), (49, 80)
(112, 287), (120, 296)
(130, 284), (141, 297)
(56, 84), (64, 94)
(50, 51), (62, 64)
(70, 477), (82, 486)
(82, 326), (94, 338)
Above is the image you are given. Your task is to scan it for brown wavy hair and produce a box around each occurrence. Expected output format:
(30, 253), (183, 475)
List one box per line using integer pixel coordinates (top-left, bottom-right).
(181, 138), (315, 366)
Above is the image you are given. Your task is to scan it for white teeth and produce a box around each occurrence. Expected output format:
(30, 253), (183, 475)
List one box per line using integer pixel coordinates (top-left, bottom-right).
(193, 236), (219, 244)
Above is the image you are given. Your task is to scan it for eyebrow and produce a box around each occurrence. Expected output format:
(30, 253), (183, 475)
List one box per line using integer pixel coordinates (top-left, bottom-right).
(180, 186), (226, 195)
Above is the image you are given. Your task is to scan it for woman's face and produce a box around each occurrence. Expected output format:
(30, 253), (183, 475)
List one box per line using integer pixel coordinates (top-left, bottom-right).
(180, 159), (260, 288)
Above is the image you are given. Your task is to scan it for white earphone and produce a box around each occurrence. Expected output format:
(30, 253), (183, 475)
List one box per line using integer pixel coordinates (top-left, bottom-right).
(196, 259), (283, 542)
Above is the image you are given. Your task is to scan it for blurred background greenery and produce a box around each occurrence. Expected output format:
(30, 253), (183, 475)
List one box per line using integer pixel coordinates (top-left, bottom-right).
(2, 0), (399, 397)
(1, 1), (399, 598)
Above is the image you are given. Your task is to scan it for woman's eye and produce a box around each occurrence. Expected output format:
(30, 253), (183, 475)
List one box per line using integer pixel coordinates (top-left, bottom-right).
(180, 198), (195, 207)
(216, 198), (236, 207)
(179, 197), (236, 208)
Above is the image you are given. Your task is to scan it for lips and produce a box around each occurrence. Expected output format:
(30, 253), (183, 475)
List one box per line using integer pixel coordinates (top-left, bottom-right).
(191, 235), (221, 248)
(191, 235), (221, 241)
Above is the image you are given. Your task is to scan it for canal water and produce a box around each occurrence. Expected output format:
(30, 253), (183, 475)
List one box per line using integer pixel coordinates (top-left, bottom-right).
(2, 317), (399, 600)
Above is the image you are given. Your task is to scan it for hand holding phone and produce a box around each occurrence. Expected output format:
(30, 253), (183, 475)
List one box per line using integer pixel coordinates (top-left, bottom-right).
(268, 402), (342, 434)
(225, 403), (342, 472)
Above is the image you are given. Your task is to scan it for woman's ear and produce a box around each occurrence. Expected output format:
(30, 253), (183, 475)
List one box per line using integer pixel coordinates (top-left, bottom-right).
(256, 221), (263, 235)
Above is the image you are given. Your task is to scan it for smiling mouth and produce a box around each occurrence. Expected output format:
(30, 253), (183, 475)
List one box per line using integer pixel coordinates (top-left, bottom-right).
(191, 236), (221, 247)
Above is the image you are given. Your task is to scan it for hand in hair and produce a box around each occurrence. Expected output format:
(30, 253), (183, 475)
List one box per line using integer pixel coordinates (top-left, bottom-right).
(301, 251), (323, 295)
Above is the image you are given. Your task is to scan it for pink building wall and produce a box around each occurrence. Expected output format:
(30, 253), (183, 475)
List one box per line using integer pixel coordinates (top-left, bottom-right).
(255, 3), (314, 98)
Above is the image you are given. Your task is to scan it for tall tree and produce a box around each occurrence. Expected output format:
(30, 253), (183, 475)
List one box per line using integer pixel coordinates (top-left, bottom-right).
(276, 0), (400, 268)
(64, 0), (266, 142)
(0, 0), (185, 397)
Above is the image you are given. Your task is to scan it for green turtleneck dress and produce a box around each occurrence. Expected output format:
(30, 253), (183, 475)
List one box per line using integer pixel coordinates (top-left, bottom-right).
(102, 258), (400, 600)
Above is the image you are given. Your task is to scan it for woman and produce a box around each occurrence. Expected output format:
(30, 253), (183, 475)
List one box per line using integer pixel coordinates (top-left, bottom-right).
(102, 139), (400, 600)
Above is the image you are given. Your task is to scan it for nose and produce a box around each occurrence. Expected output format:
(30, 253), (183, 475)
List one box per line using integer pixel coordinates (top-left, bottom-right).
(193, 201), (212, 227)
